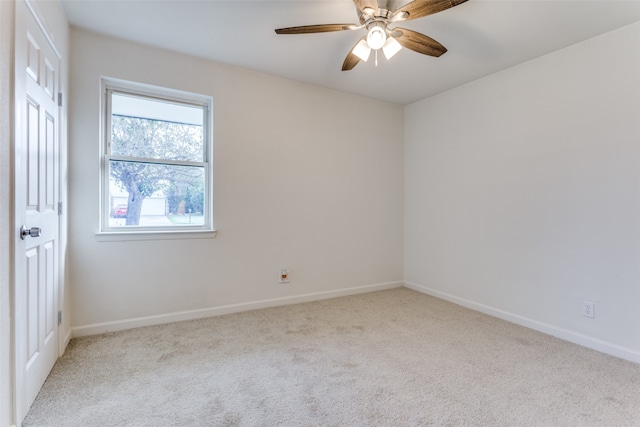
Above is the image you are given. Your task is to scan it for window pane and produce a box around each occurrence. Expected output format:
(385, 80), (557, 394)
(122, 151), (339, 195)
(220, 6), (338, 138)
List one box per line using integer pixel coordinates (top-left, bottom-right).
(111, 93), (203, 162)
(108, 160), (205, 227)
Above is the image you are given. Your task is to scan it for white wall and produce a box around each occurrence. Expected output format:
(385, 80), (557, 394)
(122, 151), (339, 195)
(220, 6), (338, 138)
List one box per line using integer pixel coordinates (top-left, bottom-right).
(405, 23), (640, 362)
(68, 28), (404, 332)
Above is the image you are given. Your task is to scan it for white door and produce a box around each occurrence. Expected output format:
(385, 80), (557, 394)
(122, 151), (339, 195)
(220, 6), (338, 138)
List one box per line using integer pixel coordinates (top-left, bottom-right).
(14, 1), (61, 422)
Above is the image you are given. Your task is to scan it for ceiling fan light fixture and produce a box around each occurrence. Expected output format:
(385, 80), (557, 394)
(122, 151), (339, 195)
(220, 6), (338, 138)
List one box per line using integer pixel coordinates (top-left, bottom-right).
(274, 0), (469, 71)
(352, 39), (371, 62)
(382, 36), (402, 59)
(366, 24), (386, 50)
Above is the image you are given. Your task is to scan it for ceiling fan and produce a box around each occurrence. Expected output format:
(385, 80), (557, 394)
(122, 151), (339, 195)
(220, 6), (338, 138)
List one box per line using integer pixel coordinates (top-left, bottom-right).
(275, 0), (468, 71)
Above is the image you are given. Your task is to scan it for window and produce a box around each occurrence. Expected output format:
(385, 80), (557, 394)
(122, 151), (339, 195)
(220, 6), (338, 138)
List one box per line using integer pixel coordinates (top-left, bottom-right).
(100, 79), (214, 237)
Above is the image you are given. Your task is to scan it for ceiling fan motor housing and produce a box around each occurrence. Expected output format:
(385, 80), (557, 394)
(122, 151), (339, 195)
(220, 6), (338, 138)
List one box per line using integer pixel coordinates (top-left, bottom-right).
(358, 6), (394, 25)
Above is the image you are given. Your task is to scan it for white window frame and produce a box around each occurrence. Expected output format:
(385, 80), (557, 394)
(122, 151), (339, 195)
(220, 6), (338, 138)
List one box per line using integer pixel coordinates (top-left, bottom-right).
(96, 77), (215, 241)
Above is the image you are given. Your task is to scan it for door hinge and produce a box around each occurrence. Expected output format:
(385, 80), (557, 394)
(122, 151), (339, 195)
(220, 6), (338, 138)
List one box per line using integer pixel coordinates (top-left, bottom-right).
(58, 201), (63, 215)
(58, 92), (63, 107)
(58, 311), (62, 326)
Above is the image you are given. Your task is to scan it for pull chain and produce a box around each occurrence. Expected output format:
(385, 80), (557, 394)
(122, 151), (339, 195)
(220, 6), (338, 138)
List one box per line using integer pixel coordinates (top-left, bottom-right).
(375, 49), (378, 67)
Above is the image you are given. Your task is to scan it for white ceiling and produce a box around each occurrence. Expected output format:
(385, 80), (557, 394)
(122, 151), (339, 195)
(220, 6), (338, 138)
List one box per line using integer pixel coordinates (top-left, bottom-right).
(61, 0), (640, 105)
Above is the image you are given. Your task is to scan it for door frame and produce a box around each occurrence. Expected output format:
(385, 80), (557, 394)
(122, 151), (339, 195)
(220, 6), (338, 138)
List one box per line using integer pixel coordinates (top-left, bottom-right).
(1, 1), (16, 425)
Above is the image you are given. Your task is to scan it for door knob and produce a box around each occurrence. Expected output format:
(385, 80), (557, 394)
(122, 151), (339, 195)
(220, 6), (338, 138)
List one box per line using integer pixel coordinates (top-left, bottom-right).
(20, 225), (41, 240)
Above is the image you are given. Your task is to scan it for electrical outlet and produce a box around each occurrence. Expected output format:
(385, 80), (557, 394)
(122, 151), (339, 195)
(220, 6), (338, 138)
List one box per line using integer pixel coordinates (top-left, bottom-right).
(278, 268), (290, 284)
(583, 301), (595, 318)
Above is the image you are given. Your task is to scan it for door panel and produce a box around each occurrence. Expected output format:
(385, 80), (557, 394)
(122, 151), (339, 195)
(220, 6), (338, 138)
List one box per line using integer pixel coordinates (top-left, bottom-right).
(25, 249), (38, 365)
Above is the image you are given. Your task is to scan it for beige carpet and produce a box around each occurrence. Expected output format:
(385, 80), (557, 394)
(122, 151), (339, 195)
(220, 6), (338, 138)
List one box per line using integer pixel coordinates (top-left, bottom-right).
(24, 288), (640, 426)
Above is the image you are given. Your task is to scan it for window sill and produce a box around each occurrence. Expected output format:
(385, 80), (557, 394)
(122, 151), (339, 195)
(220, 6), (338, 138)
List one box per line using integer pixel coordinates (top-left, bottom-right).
(95, 229), (217, 242)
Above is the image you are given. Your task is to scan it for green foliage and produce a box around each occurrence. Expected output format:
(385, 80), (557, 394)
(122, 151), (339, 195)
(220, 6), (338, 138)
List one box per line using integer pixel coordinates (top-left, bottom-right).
(167, 177), (204, 215)
(110, 115), (205, 224)
(111, 115), (203, 161)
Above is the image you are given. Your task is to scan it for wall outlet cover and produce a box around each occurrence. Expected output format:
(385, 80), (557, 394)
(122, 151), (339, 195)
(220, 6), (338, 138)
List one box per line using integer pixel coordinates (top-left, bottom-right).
(278, 268), (290, 283)
(583, 301), (595, 318)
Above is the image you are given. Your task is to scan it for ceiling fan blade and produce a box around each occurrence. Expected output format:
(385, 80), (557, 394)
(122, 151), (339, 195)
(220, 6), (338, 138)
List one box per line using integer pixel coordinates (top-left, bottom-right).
(275, 24), (358, 34)
(353, 0), (379, 13)
(393, 0), (468, 21)
(393, 28), (447, 57)
(342, 38), (366, 71)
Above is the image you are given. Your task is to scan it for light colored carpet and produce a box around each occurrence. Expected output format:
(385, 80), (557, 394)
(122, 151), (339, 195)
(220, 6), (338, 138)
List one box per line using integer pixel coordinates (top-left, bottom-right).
(24, 288), (640, 426)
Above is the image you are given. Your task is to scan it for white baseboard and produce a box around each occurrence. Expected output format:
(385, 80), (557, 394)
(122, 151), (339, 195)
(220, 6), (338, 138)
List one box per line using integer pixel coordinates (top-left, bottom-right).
(404, 281), (640, 364)
(72, 281), (403, 338)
